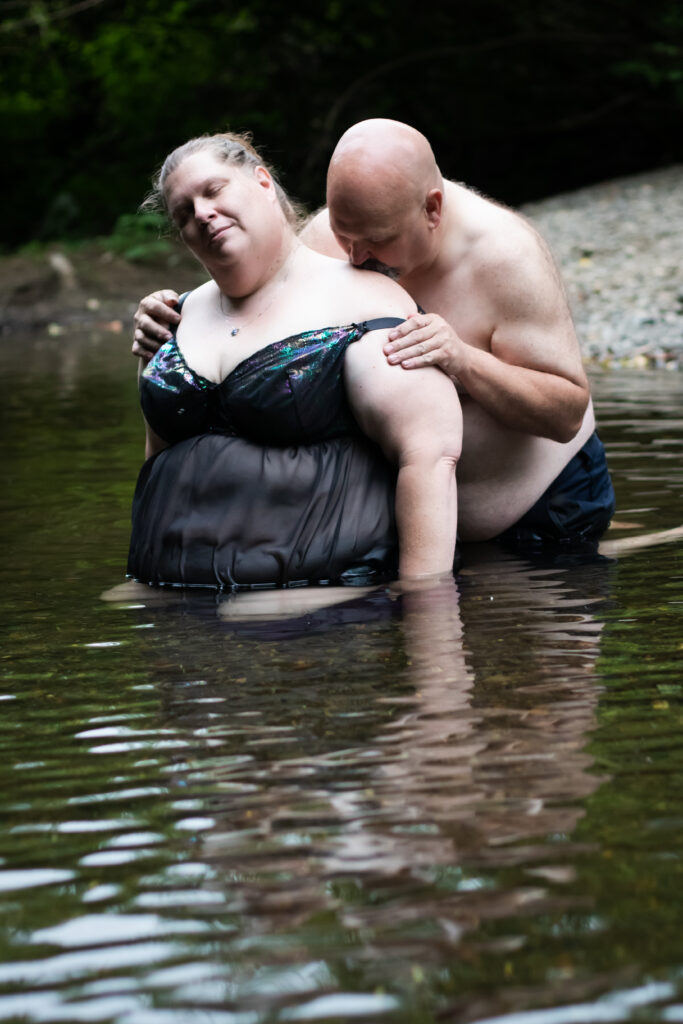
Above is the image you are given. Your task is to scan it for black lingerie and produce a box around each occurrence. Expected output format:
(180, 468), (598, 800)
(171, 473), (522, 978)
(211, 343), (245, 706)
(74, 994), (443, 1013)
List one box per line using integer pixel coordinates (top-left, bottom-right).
(128, 315), (405, 589)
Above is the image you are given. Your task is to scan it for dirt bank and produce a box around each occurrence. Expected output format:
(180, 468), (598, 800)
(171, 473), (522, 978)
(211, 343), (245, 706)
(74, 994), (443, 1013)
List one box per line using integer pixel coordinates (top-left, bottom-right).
(0, 240), (207, 337)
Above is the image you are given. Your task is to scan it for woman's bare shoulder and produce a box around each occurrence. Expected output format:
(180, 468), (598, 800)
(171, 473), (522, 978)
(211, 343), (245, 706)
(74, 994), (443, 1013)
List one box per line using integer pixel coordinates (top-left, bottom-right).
(178, 279), (217, 314)
(318, 257), (417, 320)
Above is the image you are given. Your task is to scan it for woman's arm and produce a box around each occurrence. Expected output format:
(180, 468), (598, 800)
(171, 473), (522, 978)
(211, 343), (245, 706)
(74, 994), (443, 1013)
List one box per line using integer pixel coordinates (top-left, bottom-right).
(344, 330), (462, 580)
(137, 360), (170, 459)
(143, 421), (169, 461)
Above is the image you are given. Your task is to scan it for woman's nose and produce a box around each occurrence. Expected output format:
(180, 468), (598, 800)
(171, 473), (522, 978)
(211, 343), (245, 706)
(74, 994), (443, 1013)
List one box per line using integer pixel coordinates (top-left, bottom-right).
(194, 198), (216, 223)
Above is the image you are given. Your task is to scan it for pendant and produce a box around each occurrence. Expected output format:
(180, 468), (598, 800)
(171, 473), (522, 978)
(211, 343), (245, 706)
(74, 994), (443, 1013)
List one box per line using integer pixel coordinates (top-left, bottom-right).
(231, 327), (240, 337)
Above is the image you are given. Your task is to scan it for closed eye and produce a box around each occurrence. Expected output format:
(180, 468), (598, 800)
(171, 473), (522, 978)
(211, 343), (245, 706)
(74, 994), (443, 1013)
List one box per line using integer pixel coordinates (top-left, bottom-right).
(171, 203), (191, 229)
(204, 178), (228, 198)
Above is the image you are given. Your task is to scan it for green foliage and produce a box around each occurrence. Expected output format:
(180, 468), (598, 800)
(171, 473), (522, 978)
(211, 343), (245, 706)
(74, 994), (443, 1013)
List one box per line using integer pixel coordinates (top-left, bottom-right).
(102, 212), (173, 263)
(1, 0), (682, 247)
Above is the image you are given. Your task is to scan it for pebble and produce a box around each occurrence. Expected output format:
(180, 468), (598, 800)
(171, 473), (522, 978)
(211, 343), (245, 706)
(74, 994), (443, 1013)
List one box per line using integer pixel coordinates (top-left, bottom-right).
(520, 165), (683, 367)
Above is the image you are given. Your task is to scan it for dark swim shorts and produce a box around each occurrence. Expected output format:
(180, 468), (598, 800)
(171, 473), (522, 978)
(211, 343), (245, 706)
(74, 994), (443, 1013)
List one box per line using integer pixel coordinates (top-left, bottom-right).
(496, 432), (615, 547)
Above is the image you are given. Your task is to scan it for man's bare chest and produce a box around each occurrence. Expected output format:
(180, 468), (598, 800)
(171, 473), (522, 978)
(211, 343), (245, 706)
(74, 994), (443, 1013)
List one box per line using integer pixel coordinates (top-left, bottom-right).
(407, 272), (493, 352)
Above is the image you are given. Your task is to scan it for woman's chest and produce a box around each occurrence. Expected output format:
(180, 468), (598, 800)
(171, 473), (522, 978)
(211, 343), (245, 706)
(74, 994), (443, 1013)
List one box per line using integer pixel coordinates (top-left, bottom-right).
(144, 326), (360, 446)
(176, 306), (328, 384)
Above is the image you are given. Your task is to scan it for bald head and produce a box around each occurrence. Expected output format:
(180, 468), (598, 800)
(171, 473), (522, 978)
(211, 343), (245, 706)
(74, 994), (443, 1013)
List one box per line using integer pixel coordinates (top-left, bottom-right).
(325, 120), (444, 275)
(327, 119), (441, 216)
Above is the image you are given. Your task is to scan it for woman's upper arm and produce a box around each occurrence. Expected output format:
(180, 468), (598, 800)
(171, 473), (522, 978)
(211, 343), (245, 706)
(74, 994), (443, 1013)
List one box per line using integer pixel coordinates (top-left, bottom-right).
(344, 329), (462, 462)
(144, 420), (169, 459)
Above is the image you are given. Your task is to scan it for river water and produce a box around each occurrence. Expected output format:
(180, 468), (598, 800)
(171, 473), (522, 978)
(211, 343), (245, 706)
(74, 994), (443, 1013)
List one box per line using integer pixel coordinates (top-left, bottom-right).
(1, 331), (683, 1023)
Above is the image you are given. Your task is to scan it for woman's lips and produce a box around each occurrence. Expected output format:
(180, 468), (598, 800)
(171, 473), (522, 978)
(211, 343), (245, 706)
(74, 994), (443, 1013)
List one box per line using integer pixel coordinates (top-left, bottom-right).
(208, 222), (235, 243)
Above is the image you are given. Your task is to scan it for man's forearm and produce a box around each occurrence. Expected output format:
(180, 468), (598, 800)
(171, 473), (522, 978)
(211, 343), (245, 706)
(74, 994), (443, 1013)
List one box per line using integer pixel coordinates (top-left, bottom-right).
(458, 346), (589, 443)
(385, 314), (589, 444)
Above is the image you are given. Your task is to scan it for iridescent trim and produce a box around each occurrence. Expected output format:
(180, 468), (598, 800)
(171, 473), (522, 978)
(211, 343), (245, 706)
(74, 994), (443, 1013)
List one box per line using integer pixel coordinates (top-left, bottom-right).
(141, 337), (213, 394)
(226, 324), (365, 383)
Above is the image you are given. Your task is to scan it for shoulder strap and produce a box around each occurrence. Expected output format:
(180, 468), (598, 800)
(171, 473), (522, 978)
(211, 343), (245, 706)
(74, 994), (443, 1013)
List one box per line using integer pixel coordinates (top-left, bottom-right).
(357, 317), (405, 332)
(177, 291), (191, 313)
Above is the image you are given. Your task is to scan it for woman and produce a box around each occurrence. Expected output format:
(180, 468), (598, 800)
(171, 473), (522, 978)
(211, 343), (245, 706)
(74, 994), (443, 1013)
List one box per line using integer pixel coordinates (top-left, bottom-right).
(128, 132), (462, 590)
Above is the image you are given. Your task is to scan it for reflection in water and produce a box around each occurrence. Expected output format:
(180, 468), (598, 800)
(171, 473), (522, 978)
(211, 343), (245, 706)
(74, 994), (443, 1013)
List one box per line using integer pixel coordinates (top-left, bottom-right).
(3, 333), (683, 1022)
(94, 548), (609, 1019)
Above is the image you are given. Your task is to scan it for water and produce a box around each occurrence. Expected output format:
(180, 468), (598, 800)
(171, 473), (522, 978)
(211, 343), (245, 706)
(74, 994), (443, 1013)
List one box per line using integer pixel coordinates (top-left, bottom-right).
(1, 332), (683, 1023)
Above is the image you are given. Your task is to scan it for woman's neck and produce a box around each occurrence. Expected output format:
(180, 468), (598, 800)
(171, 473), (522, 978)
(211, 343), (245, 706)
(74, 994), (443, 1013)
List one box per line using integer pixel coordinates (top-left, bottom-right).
(213, 231), (301, 306)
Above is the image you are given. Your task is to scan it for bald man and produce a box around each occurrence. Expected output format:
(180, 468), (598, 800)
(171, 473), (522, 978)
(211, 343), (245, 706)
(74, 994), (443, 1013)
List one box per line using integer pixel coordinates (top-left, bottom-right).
(133, 119), (614, 548)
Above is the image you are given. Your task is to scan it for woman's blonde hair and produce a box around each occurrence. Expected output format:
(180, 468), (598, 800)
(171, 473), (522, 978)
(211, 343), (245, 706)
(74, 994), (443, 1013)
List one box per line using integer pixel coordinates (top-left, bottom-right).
(142, 131), (304, 230)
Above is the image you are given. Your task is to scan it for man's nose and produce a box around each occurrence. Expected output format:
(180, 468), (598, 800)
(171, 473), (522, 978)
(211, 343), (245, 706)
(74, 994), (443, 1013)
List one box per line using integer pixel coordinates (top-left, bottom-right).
(349, 242), (370, 266)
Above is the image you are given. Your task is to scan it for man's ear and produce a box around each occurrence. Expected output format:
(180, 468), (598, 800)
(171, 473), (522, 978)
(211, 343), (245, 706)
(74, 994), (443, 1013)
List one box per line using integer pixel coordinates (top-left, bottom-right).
(425, 188), (443, 228)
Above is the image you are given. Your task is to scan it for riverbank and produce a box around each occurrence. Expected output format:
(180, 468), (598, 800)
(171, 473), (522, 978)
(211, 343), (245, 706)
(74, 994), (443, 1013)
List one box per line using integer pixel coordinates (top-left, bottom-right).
(521, 164), (682, 369)
(0, 237), (207, 338)
(2, 164), (681, 366)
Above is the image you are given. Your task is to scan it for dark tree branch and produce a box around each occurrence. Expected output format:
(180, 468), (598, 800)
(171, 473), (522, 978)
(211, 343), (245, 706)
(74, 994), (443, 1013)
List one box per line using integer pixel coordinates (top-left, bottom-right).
(302, 31), (633, 186)
(0, 0), (110, 31)
(550, 92), (638, 131)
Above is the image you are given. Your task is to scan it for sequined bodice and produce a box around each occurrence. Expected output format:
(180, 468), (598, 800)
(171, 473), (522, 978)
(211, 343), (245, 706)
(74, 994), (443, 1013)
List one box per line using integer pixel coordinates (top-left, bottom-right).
(140, 318), (404, 447)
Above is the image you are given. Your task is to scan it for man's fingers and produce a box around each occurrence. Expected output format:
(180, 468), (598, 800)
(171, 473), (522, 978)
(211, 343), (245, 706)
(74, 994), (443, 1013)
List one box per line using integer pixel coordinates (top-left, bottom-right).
(140, 289), (180, 314)
(131, 327), (160, 359)
(132, 337), (155, 361)
(386, 329), (436, 361)
(132, 292), (181, 334)
(137, 299), (180, 329)
(387, 315), (428, 343)
(135, 312), (174, 341)
(131, 290), (182, 361)
(386, 327), (428, 349)
(387, 342), (437, 366)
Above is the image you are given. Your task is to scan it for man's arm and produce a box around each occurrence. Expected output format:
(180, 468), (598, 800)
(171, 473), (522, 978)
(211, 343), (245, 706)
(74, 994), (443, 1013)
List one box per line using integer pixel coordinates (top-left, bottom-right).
(132, 289), (182, 361)
(384, 236), (590, 443)
(344, 329), (462, 580)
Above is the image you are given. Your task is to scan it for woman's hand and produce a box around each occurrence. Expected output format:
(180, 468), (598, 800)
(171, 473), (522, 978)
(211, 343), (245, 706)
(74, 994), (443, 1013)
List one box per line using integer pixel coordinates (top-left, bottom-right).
(132, 290), (182, 361)
(384, 311), (466, 377)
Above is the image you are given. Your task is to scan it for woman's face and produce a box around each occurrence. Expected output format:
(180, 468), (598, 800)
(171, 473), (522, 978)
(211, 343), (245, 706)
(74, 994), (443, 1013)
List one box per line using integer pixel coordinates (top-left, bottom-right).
(163, 150), (277, 270)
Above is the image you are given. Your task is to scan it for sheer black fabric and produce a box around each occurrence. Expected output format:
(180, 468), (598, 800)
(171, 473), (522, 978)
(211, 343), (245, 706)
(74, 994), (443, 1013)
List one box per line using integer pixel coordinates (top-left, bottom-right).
(128, 316), (404, 589)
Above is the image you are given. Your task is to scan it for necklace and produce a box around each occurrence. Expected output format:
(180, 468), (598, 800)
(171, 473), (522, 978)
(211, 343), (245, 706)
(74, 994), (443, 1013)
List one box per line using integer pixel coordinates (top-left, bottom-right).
(217, 264), (293, 338)
(219, 292), (256, 336)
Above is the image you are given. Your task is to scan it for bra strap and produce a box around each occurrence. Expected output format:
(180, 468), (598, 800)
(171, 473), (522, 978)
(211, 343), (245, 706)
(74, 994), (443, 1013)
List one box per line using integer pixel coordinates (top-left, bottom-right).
(357, 317), (406, 332)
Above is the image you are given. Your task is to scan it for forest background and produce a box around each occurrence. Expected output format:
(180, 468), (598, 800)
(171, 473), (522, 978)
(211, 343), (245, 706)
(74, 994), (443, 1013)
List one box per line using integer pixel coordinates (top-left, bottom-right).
(2, 0), (682, 252)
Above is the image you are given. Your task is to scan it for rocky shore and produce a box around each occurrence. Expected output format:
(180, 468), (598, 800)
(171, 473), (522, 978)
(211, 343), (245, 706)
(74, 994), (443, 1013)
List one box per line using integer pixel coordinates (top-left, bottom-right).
(521, 164), (683, 369)
(1, 164), (681, 367)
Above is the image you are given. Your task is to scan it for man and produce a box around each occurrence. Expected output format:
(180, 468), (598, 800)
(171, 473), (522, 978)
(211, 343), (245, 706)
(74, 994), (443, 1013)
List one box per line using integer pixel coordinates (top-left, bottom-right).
(133, 119), (614, 547)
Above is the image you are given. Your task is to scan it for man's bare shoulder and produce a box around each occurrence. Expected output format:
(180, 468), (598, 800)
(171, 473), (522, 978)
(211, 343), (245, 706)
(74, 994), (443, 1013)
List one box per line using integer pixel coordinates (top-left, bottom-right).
(451, 185), (548, 268)
(441, 182), (571, 328)
(466, 199), (564, 299)
(299, 207), (346, 258)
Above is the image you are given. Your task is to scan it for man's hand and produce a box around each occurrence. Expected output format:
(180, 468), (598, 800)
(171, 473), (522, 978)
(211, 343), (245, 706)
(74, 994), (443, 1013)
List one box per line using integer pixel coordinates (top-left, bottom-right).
(384, 312), (464, 377)
(132, 290), (182, 361)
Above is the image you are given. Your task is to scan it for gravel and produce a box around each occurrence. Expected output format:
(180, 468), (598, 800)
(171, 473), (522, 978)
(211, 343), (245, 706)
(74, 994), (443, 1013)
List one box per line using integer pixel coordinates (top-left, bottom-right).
(520, 165), (683, 368)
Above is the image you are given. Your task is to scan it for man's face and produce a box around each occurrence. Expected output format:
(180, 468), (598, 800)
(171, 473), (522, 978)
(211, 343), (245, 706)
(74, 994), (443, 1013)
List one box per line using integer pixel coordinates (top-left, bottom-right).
(328, 201), (421, 279)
